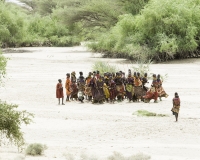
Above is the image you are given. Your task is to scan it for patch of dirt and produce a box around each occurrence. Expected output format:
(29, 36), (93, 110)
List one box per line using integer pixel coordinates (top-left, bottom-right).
(0, 47), (200, 160)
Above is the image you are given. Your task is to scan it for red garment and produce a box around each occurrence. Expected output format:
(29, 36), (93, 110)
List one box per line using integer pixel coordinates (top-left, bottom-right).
(173, 97), (180, 106)
(109, 80), (117, 101)
(56, 83), (64, 98)
(143, 87), (158, 101)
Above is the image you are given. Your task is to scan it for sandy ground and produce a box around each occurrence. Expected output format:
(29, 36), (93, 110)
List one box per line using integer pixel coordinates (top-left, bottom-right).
(0, 46), (200, 160)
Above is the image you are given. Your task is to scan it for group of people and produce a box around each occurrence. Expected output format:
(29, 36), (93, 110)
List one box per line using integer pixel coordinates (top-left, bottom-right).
(56, 70), (181, 121)
(56, 70), (168, 104)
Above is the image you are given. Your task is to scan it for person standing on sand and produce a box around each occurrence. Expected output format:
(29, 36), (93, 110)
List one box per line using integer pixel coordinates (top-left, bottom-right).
(65, 73), (71, 102)
(171, 92), (180, 122)
(70, 71), (78, 101)
(157, 74), (168, 101)
(56, 79), (65, 105)
(125, 69), (134, 102)
(77, 71), (85, 103)
(108, 76), (117, 104)
(151, 74), (159, 103)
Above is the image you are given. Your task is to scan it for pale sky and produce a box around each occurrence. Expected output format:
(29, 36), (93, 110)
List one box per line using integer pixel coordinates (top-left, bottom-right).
(6, 0), (25, 5)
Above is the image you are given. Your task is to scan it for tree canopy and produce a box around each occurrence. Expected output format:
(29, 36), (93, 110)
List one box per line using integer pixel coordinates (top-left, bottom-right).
(88, 0), (200, 62)
(0, 0), (199, 61)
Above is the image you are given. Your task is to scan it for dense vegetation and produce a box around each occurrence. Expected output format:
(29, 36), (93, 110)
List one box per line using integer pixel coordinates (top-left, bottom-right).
(0, 1), (80, 47)
(88, 0), (200, 62)
(0, 0), (199, 61)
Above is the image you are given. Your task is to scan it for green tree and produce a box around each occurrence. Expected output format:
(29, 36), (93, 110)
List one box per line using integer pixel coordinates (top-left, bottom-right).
(0, 2), (26, 47)
(117, 0), (150, 15)
(88, 0), (200, 62)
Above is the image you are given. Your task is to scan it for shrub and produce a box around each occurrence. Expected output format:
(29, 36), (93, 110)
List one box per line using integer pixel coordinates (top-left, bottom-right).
(0, 100), (33, 149)
(25, 143), (47, 156)
(0, 50), (7, 84)
(88, 0), (200, 62)
(64, 153), (74, 160)
(133, 110), (168, 117)
(92, 61), (118, 74)
(131, 61), (152, 78)
(0, 2), (28, 47)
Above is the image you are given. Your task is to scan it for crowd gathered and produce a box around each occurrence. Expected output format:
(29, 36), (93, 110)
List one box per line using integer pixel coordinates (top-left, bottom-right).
(56, 70), (181, 121)
(56, 70), (169, 105)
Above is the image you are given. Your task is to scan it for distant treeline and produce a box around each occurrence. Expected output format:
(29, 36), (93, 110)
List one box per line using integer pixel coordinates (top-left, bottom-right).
(0, 0), (200, 62)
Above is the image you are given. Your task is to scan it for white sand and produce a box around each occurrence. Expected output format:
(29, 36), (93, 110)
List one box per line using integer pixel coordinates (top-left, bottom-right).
(0, 47), (200, 160)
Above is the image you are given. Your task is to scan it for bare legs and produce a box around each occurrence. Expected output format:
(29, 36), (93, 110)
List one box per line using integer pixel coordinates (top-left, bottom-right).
(175, 112), (178, 122)
(58, 98), (65, 105)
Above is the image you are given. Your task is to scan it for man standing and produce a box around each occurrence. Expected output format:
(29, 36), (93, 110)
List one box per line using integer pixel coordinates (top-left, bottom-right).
(56, 79), (65, 105)
(171, 92), (181, 122)
(65, 73), (71, 102)
(151, 74), (159, 103)
(77, 71), (85, 103)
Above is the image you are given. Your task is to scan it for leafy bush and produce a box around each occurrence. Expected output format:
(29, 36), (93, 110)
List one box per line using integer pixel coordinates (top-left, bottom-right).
(25, 143), (47, 156)
(0, 2), (81, 47)
(0, 100), (33, 149)
(0, 2), (26, 47)
(89, 0), (200, 62)
(92, 61), (118, 74)
(133, 110), (168, 117)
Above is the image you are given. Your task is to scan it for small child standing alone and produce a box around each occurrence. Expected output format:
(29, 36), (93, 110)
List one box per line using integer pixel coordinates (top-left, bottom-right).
(171, 92), (180, 122)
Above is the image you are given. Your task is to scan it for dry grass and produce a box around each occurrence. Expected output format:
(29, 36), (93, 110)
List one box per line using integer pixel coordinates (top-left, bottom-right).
(25, 143), (47, 156)
(133, 110), (168, 117)
(64, 152), (150, 160)
(92, 61), (118, 74)
(64, 152), (98, 160)
(108, 152), (151, 160)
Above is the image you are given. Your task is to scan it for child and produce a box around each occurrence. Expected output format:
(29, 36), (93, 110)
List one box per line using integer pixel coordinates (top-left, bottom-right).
(171, 92), (180, 122)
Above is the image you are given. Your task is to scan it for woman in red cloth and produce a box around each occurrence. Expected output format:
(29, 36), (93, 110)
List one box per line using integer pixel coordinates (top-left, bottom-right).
(56, 79), (65, 105)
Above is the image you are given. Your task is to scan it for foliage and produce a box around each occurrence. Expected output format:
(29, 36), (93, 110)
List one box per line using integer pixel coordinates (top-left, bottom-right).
(133, 110), (168, 117)
(108, 152), (151, 160)
(131, 61), (168, 81)
(25, 143), (47, 156)
(88, 0), (200, 62)
(0, 1), (80, 47)
(0, 2), (26, 47)
(160, 73), (168, 83)
(3, 0), (200, 61)
(0, 50), (7, 83)
(131, 60), (152, 78)
(25, 14), (80, 47)
(116, 0), (150, 15)
(92, 61), (118, 74)
(0, 100), (34, 149)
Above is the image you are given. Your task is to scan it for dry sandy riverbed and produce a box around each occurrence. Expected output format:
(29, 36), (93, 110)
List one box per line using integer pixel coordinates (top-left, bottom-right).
(0, 46), (200, 160)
